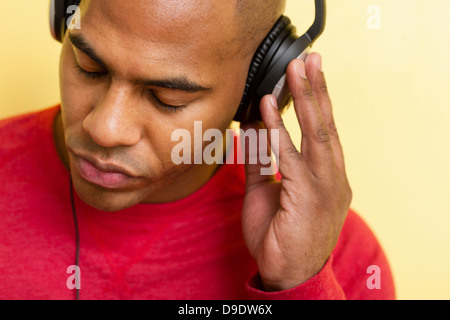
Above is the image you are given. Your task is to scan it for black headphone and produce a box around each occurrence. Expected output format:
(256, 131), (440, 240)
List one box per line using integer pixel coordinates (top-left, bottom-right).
(49, 0), (326, 123)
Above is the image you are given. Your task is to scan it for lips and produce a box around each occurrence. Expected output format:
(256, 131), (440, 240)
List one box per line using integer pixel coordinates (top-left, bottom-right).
(71, 150), (139, 189)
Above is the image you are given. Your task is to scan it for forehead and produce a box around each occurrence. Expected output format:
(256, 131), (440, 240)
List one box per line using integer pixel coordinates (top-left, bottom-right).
(78, 0), (242, 65)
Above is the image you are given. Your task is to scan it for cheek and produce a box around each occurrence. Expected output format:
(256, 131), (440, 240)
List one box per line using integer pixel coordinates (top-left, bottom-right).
(60, 44), (86, 125)
(59, 40), (103, 127)
(205, 60), (249, 126)
(153, 64), (248, 161)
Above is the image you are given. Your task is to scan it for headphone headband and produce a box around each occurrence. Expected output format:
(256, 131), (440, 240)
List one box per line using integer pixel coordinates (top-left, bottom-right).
(234, 0), (326, 122)
(307, 0), (327, 44)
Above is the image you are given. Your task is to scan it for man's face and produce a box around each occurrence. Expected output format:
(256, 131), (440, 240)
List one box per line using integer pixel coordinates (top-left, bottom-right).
(58, 0), (253, 211)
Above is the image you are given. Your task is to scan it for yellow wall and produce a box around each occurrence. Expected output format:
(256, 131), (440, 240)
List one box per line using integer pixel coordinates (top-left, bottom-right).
(1, 1), (449, 299)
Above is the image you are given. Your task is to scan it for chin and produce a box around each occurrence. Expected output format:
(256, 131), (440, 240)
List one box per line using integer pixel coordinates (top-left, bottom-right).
(73, 177), (146, 212)
(89, 198), (136, 212)
(84, 191), (141, 212)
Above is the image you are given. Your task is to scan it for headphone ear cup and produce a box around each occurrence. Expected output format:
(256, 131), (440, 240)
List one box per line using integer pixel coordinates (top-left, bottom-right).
(234, 16), (292, 123)
(50, 0), (63, 42)
(49, 0), (57, 41)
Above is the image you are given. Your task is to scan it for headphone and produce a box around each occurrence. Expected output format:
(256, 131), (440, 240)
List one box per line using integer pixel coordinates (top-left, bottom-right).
(49, 0), (326, 123)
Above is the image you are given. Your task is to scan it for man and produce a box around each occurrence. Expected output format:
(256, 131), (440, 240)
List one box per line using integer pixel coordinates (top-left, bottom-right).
(0, 0), (395, 299)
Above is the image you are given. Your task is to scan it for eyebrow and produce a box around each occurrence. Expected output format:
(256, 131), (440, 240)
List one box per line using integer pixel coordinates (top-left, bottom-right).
(68, 32), (109, 70)
(68, 32), (212, 93)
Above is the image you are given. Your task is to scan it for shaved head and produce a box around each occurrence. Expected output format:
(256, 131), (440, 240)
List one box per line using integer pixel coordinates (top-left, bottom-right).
(76, 0), (286, 59)
(234, 0), (287, 55)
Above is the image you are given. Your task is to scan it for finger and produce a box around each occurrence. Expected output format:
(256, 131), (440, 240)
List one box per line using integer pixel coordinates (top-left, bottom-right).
(259, 94), (309, 181)
(239, 121), (276, 190)
(306, 52), (346, 173)
(286, 58), (335, 177)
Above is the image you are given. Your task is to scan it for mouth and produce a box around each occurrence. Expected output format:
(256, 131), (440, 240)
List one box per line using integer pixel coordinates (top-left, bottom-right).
(70, 150), (139, 189)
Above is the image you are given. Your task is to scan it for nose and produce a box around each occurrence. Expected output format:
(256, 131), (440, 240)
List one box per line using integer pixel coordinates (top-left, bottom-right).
(83, 82), (141, 148)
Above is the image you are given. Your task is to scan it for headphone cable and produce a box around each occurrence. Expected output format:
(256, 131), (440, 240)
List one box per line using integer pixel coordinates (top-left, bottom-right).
(69, 175), (80, 300)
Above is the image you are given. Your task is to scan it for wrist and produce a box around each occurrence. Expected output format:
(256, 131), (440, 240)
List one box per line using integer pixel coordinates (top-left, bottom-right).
(261, 278), (305, 292)
(260, 258), (330, 292)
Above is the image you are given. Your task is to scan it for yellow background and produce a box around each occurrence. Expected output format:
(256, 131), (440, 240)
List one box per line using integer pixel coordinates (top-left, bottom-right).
(0, 1), (449, 299)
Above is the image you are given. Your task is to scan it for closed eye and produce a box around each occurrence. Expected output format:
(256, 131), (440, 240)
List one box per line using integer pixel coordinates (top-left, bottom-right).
(74, 63), (108, 80)
(147, 90), (186, 112)
(74, 62), (186, 112)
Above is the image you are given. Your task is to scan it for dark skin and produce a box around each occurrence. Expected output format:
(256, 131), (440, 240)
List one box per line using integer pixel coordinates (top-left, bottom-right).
(54, 0), (352, 291)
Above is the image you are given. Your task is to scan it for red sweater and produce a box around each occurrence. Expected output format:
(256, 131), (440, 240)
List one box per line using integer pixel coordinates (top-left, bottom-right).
(0, 106), (395, 300)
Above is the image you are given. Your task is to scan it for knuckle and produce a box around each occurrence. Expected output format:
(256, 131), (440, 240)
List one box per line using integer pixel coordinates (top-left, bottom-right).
(300, 87), (315, 99)
(327, 121), (339, 137)
(285, 145), (299, 157)
(275, 118), (286, 130)
(318, 82), (329, 94)
(314, 127), (331, 143)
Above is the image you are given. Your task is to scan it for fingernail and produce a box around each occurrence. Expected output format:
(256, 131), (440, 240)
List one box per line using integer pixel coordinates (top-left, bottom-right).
(297, 60), (307, 79)
(270, 95), (278, 110)
(317, 55), (323, 73)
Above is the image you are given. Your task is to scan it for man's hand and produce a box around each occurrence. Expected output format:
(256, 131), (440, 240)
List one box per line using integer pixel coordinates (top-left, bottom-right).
(240, 52), (353, 292)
